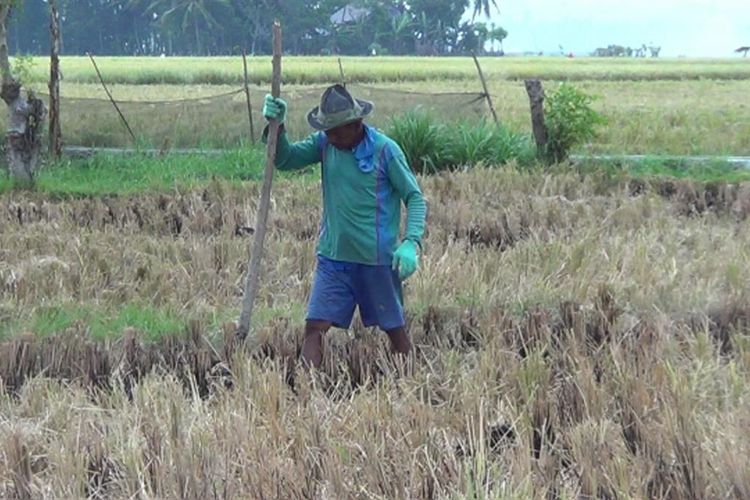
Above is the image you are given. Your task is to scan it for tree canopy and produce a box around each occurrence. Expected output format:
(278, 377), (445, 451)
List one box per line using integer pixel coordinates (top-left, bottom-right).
(7, 0), (503, 56)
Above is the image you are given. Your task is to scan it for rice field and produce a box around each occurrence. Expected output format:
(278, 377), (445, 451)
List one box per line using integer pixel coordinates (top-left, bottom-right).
(16, 55), (750, 85)
(1, 57), (749, 498)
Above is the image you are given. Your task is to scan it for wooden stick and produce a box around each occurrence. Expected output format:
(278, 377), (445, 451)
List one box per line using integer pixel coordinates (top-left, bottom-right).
(242, 49), (256, 144)
(237, 21), (282, 341)
(472, 52), (499, 126)
(338, 57), (346, 87)
(524, 79), (548, 161)
(87, 52), (137, 144)
(48, 0), (62, 158)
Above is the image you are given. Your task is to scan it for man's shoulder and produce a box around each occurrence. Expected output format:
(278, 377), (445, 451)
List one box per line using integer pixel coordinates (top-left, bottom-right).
(369, 127), (404, 158)
(301, 130), (326, 151)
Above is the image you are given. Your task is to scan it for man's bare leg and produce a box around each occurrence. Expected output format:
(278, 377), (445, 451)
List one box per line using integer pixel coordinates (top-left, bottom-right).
(385, 326), (412, 357)
(301, 320), (333, 370)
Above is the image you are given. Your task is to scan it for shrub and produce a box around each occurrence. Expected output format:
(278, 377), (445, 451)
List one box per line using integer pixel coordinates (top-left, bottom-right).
(544, 82), (606, 163)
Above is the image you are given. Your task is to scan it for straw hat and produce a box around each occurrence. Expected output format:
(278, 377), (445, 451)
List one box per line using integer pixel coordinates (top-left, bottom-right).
(306, 84), (374, 131)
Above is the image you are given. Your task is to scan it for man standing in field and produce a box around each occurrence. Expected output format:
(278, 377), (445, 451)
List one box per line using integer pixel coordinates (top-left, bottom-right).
(262, 84), (427, 369)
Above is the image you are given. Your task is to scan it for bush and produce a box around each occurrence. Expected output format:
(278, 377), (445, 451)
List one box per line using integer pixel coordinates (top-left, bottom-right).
(544, 82), (605, 163)
(386, 110), (533, 174)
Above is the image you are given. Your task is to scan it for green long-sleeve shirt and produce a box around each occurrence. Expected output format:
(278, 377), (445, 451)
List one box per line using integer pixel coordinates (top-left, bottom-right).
(264, 124), (426, 266)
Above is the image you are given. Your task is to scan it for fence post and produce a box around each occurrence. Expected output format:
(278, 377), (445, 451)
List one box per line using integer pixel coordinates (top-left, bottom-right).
(242, 49), (256, 145)
(524, 79), (548, 161)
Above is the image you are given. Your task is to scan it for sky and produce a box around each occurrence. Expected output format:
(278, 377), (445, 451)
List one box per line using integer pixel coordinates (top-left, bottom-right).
(468, 0), (750, 57)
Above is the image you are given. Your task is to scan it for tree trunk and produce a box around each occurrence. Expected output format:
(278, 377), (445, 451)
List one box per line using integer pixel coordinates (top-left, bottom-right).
(251, 19), (262, 55)
(0, 3), (12, 85)
(194, 17), (202, 55)
(2, 89), (47, 184)
(133, 18), (140, 55)
(48, 0), (62, 159)
(0, 3), (47, 185)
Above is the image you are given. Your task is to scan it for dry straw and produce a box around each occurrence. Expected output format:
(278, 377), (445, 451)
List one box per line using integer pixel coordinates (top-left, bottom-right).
(0, 168), (749, 497)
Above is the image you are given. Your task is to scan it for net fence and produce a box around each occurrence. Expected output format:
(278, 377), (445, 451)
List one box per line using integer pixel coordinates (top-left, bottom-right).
(0, 84), (492, 150)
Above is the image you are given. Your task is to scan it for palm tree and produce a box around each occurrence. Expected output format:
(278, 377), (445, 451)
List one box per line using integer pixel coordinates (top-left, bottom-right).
(471, 0), (499, 21)
(128, 0), (229, 55)
(489, 25), (507, 54)
(388, 12), (413, 55)
(473, 22), (488, 55)
(230, 0), (279, 54)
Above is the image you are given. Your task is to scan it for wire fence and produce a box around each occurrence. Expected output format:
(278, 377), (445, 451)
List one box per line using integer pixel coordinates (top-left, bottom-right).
(0, 83), (494, 151)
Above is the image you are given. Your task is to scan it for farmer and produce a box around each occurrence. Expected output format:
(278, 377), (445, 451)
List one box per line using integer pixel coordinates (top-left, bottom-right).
(261, 84), (427, 369)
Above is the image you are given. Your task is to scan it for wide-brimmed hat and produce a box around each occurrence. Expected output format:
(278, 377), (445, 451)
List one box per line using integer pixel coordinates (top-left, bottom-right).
(306, 84), (374, 131)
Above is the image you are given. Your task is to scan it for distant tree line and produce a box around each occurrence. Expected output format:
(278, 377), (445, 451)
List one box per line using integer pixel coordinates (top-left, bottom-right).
(592, 44), (661, 58)
(7, 0), (505, 57)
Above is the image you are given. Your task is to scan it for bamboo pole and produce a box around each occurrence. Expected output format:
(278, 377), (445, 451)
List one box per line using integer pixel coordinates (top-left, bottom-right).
(87, 52), (136, 144)
(242, 49), (256, 144)
(338, 57), (346, 87)
(237, 21), (282, 341)
(471, 52), (499, 125)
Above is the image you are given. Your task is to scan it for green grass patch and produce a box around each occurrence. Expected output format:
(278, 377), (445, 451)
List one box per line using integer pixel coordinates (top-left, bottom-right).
(0, 148), (269, 196)
(0, 302), (184, 341)
(578, 156), (750, 183)
(3, 144), (750, 200)
(0, 301), (307, 341)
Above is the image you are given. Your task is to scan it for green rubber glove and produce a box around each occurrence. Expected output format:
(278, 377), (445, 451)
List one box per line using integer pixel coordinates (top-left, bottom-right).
(262, 94), (287, 123)
(392, 239), (419, 280)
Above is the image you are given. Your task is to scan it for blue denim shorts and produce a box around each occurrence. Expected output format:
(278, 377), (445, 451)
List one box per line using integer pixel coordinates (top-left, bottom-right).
(306, 255), (405, 331)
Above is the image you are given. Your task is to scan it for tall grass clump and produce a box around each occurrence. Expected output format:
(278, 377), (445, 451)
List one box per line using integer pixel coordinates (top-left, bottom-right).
(385, 109), (449, 174)
(445, 121), (536, 168)
(386, 110), (534, 173)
